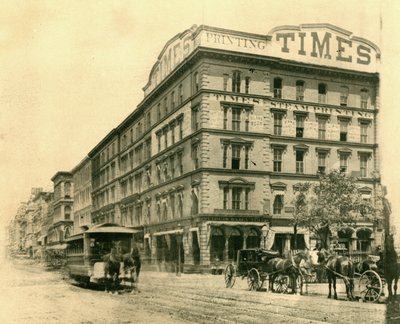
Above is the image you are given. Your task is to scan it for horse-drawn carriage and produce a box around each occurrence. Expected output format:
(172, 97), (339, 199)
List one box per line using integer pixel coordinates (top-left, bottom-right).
(65, 223), (141, 291)
(225, 247), (390, 303)
(313, 247), (387, 303)
(224, 248), (308, 294)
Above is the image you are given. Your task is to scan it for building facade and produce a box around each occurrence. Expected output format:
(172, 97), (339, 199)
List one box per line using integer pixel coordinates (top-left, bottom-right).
(85, 24), (381, 270)
(46, 172), (74, 245)
(8, 24), (381, 270)
(72, 157), (92, 234)
(9, 203), (27, 253)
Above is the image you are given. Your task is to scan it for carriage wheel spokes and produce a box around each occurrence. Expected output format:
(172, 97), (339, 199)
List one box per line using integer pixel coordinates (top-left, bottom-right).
(294, 274), (304, 294)
(273, 274), (290, 293)
(358, 270), (383, 303)
(247, 268), (261, 291)
(224, 264), (236, 288)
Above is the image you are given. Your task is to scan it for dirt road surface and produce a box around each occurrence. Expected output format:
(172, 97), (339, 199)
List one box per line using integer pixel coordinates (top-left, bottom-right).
(0, 259), (389, 323)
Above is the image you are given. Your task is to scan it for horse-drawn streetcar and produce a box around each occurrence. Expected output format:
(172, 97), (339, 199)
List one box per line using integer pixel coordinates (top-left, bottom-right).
(224, 248), (308, 295)
(65, 223), (141, 291)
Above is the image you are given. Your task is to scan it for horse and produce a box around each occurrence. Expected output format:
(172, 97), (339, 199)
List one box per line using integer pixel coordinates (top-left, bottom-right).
(317, 248), (355, 300)
(291, 250), (316, 282)
(103, 248), (122, 294)
(383, 234), (399, 299)
(266, 252), (307, 295)
(121, 246), (141, 293)
(354, 256), (379, 274)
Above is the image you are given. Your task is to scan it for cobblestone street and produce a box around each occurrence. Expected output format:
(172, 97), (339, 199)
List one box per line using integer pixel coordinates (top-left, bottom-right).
(0, 258), (392, 324)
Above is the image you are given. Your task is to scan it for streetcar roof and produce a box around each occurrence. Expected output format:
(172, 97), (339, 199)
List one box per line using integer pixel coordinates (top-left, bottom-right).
(65, 224), (141, 242)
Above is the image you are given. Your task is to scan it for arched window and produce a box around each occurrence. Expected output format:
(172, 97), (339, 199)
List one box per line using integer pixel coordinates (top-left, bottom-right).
(178, 194), (183, 218)
(357, 229), (372, 252)
(163, 202), (168, 221)
(64, 226), (71, 239)
(210, 227), (225, 261)
(273, 195), (284, 214)
(191, 190), (199, 215)
(228, 228), (243, 260)
(340, 86), (349, 106)
(64, 206), (71, 220)
(246, 228), (260, 248)
(157, 203), (161, 222)
(64, 182), (71, 198)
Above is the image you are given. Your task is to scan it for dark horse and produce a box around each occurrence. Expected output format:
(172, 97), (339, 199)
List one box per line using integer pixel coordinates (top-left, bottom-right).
(383, 234), (399, 299)
(121, 246), (141, 293)
(354, 257), (379, 274)
(267, 252), (309, 295)
(318, 248), (355, 300)
(103, 248), (121, 294)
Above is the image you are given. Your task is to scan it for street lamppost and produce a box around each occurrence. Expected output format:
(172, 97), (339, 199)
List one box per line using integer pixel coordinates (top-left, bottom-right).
(177, 223), (182, 276)
(261, 224), (269, 249)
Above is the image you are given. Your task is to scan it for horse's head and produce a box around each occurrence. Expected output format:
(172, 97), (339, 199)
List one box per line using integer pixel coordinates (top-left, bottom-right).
(130, 246), (140, 258)
(317, 248), (331, 264)
(293, 251), (313, 276)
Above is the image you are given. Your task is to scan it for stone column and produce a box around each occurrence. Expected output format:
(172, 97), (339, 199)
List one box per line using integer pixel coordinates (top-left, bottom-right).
(224, 237), (229, 261)
(151, 235), (157, 266)
(185, 231), (194, 266)
(243, 233), (248, 249)
(285, 234), (291, 256)
(351, 232), (357, 253)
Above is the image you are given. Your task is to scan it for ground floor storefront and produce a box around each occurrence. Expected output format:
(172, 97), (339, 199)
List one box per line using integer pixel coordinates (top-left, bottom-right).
(140, 216), (381, 273)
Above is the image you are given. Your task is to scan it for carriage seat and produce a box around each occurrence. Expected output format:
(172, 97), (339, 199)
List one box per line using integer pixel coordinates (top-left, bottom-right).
(257, 249), (280, 259)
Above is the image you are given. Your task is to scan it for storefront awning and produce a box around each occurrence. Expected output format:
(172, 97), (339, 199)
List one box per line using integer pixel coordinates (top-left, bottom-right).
(153, 229), (184, 236)
(46, 243), (68, 250)
(270, 226), (308, 234)
(206, 222), (266, 246)
(65, 233), (84, 242)
(86, 226), (141, 234)
(205, 221), (266, 227)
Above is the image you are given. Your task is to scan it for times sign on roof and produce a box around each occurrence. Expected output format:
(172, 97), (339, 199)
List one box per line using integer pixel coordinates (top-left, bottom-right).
(143, 24), (380, 96)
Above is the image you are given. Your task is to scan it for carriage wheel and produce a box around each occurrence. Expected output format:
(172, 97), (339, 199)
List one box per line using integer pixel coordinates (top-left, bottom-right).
(273, 274), (290, 293)
(224, 264), (236, 288)
(358, 270), (383, 303)
(247, 268), (261, 291)
(294, 274), (304, 294)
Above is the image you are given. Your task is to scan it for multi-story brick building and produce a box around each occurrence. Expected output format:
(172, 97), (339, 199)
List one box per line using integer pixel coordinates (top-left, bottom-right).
(84, 23), (381, 271)
(30, 189), (51, 258)
(46, 172), (74, 246)
(71, 157), (92, 234)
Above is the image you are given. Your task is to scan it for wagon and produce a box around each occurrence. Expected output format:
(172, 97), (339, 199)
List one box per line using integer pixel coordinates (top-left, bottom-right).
(224, 248), (303, 293)
(65, 223), (140, 288)
(325, 248), (385, 303)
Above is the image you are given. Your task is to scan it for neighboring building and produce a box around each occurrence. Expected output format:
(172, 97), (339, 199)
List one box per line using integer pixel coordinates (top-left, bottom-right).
(7, 218), (17, 254)
(46, 172), (74, 246)
(86, 23), (381, 270)
(41, 192), (54, 248)
(13, 203), (27, 253)
(30, 189), (51, 258)
(71, 157), (92, 233)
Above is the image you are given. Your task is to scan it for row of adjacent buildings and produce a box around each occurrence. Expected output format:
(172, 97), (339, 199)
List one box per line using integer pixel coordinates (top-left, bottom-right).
(7, 23), (387, 271)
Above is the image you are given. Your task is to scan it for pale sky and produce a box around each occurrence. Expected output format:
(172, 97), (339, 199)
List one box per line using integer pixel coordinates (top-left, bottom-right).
(1, 0), (399, 244)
